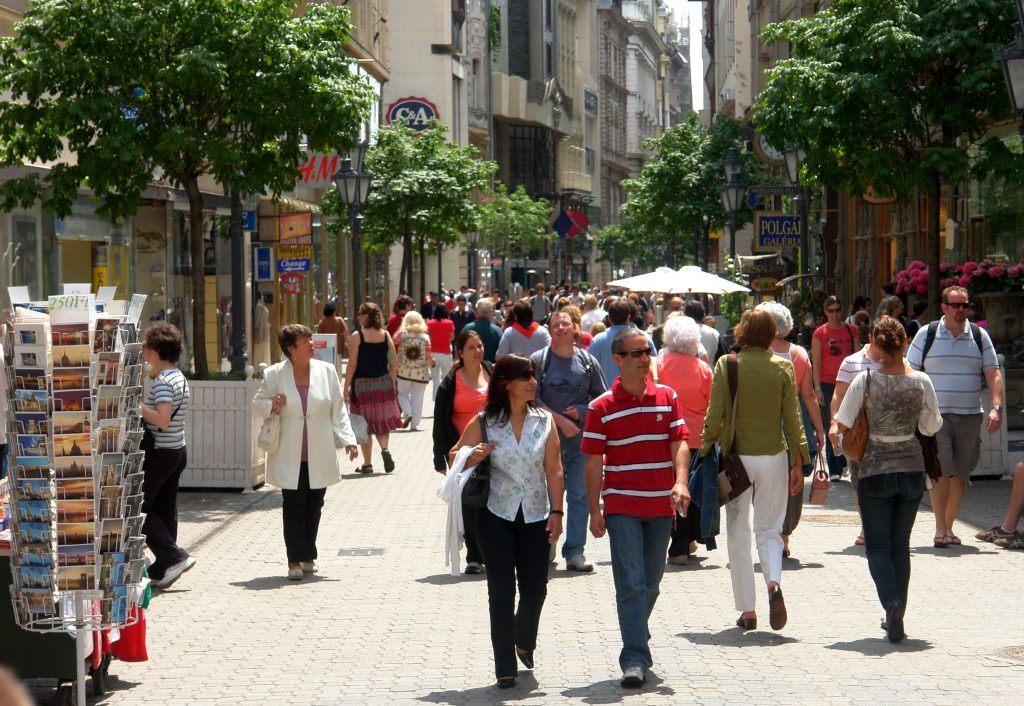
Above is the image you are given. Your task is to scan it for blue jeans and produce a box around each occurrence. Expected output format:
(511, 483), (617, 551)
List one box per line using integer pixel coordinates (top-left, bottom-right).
(560, 437), (588, 559)
(820, 382), (846, 477)
(857, 472), (925, 611)
(605, 514), (673, 671)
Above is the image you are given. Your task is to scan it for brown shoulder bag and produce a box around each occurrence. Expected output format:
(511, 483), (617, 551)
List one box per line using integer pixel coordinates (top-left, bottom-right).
(843, 370), (871, 463)
(718, 353), (752, 505)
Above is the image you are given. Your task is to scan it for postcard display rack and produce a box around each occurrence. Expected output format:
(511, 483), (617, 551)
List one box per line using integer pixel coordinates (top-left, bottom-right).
(3, 292), (148, 701)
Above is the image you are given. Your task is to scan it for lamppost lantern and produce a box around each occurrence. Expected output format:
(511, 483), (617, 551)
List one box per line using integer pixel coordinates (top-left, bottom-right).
(349, 139), (370, 173)
(333, 146), (374, 328)
(722, 146), (743, 184)
(1016, 0), (1024, 25)
(783, 145), (806, 186)
(720, 180), (745, 215)
(998, 42), (1024, 119)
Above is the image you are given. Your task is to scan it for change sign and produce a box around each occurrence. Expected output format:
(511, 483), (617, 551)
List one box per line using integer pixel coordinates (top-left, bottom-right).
(755, 213), (801, 250)
(277, 245), (311, 273)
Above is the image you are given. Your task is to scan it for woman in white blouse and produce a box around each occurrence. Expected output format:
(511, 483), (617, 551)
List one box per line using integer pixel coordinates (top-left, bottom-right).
(254, 325), (359, 581)
(452, 354), (565, 690)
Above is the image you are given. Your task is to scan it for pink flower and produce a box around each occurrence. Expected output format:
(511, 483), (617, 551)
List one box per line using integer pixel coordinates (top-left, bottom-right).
(909, 260), (925, 271)
(916, 283), (928, 294)
(989, 265), (1006, 278)
(962, 261), (978, 275)
(1008, 264), (1023, 279)
(959, 275), (972, 287)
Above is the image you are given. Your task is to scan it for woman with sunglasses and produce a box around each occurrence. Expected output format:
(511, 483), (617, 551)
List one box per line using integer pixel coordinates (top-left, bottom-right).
(451, 355), (565, 689)
(812, 295), (859, 481)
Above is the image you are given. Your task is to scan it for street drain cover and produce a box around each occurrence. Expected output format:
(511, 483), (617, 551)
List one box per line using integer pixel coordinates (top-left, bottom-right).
(996, 646), (1024, 662)
(337, 547), (385, 556)
(801, 514), (862, 526)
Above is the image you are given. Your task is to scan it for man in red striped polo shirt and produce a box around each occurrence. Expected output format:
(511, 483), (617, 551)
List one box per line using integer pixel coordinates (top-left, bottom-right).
(582, 326), (691, 689)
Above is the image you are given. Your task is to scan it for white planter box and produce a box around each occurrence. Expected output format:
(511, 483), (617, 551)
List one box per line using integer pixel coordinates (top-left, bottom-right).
(181, 378), (266, 490)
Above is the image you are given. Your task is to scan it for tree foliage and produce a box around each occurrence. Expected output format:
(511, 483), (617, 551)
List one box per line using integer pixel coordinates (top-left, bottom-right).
(755, 0), (1022, 312)
(0, 0), (376, 373)
(477, 183), (553, 269)
(340, 120), (496, 302)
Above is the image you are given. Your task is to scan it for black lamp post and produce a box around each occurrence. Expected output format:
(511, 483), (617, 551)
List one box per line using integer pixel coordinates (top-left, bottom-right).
(467, 230), (480, 290)
(701, 213), (710, 270)
(720, 147), (746, 261)
(784, 145), (810, 276)
(581, 236), (592, 284)
(333, 140), (373, 330)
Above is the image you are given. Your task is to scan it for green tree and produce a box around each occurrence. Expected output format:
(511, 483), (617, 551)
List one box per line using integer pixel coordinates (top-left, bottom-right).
(477, 183), (553, 285)
(0, 0), (375, 374)
(755, 0), (1022, 314)
(341, 120), (496, 303)
(619, 115), (765, 268)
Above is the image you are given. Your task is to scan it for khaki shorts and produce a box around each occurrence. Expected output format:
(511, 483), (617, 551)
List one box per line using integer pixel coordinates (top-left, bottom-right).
(936, 413), (983, 483)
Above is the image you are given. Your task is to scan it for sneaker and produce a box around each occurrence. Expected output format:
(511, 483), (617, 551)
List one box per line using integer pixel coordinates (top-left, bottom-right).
(153, 556), (195, 589)
(565, 555), (594, 572)
(301, 561), (318, 574)
(620, 666), (645, 688)
(976, 525), (1015, 543)
(464, 562), (483, 574)
(287, 566), (303, 580)
(829, 473), (842, 482)
(667, 555), (689, 566)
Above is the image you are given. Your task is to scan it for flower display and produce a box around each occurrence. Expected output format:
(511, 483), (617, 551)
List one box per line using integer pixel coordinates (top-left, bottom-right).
(895, 259), (1024, 298)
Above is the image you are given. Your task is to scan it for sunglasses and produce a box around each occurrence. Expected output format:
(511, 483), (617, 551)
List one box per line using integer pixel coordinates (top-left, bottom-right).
(943, 302), (970, 309)
(826, 307), (842, 313)
(616, 348), (651, 359)
(512, 370), (535, 380)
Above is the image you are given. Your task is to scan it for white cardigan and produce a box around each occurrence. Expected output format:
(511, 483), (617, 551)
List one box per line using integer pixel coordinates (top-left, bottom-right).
(253, 358), (356, 490)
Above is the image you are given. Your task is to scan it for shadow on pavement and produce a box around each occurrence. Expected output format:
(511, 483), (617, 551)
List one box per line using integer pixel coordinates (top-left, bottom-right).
(418, 671), (542, 704)
(559, 671), (673, 704)
(676, 628), (798, 647)
(826, 637), (933, 655)
(415, 573), (483, 585)
(754, 560), (825, 571)
(911, 545), (995, 557)
(228, 574), (340, 591)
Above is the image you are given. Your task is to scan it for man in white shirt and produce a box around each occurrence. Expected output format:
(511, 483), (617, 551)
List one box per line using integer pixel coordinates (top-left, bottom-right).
(684, 300), (724, 366)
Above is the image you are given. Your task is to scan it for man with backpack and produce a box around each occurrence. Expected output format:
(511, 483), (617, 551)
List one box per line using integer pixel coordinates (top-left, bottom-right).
(907, 286), (1004, 548)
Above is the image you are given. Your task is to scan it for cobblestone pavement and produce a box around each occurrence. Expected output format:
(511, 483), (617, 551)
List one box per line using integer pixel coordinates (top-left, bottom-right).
(24, 402), (1024, 705)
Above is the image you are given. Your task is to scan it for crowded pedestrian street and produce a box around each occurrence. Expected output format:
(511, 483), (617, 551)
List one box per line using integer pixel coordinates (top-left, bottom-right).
(26, 394), (1024, 705)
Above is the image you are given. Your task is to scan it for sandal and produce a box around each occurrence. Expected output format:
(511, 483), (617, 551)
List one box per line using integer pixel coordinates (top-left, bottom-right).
(769, 587), (787, 631)
(356, 464), (374, 474)
(945, 534), (962, 546)
(735, 615), (757, 630)
(381, 448), (395, 474)
(933, 535), (949, 548)
(855, 534), (865, 546)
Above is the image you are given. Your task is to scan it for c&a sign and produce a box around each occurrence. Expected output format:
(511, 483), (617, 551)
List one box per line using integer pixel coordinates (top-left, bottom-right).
(385, 97), (439, 131)
(755, 212), (801, 250)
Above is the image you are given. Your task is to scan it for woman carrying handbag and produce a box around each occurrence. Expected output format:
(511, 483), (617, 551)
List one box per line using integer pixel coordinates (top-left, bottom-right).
(254, 325), (359, 580)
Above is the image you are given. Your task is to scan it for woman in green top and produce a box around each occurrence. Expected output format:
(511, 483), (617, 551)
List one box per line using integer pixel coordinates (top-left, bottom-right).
(700, 309), (809, 633)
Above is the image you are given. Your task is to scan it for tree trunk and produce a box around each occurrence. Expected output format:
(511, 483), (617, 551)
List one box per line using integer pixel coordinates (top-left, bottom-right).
(399, 230), (410, 296)
(418, 234), (427, 304)
(183, 178), (208, 375)
(927, 170), (942, 320)
(404, 216), (414, 296)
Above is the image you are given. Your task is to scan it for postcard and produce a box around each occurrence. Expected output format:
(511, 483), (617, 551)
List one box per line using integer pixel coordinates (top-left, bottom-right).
(56, 565), (96, 591)
(14, 413), (48, 435)
(95, 423), (122, 455)
(99, 486), (123, 518)
(99, 519), (124, 553)
(101, 552), (126, 586)
(48, 295), (94, 326)
(54, 456), (92, 479)
(16, 521), (51, 544)
(55, 477), (94, 500)
(93, 353), (121, 387)
(16, 500), (53, 523)
(13, 323), (47, 347)
(12, 348), (46, 368)
(98, 453), (124, 486)
(16, 434), (48, 457)
(14, 455), (48, 469)
(12, 366), (46, 389)
(14, 389), (48, 413)
(16, 565), (53, 590)
(13, 464), (52, 480)
(94, 318), (120, 353)
(106, 586), (128, 624)
(51, 412), (90, 435)
(50, 323), (90, 348)
(58, 544), (96, 567)
(54, 433), (91, 457)
(56, 499), (95, 524)
(124, 515), (143, 539)
(123, 494), (142, 517)
(52, 367), (90, 391)
(21, 588), (56, 616)
(53, 389), (91, 413)
(15, 478), (54, 501)
(124, 535), (144, 562)
(95, 386), (120, 420)
(57, 522), (95, 546)
(52, 344), (91, 367)
(17, 543), (54, 567)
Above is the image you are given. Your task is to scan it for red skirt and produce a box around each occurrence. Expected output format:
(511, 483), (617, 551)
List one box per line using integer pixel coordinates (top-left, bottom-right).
(351, 375), (401, 435)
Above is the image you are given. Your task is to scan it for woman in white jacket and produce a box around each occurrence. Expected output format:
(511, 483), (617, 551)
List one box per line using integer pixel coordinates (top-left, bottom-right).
(254, 324), (359, 580)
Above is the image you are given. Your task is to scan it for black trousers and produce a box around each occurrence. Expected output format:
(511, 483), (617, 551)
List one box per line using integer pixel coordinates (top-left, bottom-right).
(463, 503), (485, 565)
(142, 447), (190, 580)
(281, 463), (326, 563)
(477, 507), (549, 679)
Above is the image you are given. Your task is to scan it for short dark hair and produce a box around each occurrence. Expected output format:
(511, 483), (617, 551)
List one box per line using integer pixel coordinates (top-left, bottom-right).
(684, 300), (706, 322)
(512, 299), (533, 325)
(323, 302), (337, 317)
(359, 302), (384, 329)
(143, 323), (183, 363)
(606, 298), (631, 326)
(431, 305), (450, 321)
(394, 295), (413, 313)
(484, 354), (535, 426)
(912, 300), (928, 317)
(278, 324), (313, 360)
(734, 309), (775, 349)
(611, 326), (646, 355)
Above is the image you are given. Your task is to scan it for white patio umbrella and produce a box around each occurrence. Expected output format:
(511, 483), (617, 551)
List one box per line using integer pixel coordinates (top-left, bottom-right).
(610, 265), (750, 295)
(607, 266), (681, 293)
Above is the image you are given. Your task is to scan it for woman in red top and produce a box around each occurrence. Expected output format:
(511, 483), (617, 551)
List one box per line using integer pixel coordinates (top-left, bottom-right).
(811, 295), (858, 481)
(427, 306), (455, 400)
(655, 314), (713, 565)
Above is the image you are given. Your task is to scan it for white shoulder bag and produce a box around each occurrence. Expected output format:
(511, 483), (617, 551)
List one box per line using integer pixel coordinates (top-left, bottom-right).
(257, 411), (281, 454)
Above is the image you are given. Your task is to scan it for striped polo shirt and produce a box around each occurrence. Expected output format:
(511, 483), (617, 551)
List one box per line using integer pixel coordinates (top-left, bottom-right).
(581, 379), (688, 518)
(145, 368), (189, 449)
(836, 345), (882, 385)
(906, 319), (998, 415)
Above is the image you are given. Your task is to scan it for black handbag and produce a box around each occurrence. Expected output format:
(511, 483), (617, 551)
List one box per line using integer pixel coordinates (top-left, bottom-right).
(718, 353), (752, 505)
(140, 402), (182, 453)
(461, 412), (492, 508)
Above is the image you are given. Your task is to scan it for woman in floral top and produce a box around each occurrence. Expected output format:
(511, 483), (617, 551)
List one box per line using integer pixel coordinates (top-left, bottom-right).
(451, 354), (565, 689)
(834, 316), (942, 644)
(393, 311), (433, 430)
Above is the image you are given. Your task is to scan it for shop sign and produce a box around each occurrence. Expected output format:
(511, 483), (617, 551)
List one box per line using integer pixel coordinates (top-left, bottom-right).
(385, 96), (439, 131)
(312, 334), (337, 366)
(279, 212), (312, 244)
(242, 209), (257, 232)
(277, 257), (310, 273)
(280, 272), (305, 294)
(297, 151), (340, 189)
(255, 247), (275, 282)
(755, 212), (801, 250)
(278, 245), (312, 260)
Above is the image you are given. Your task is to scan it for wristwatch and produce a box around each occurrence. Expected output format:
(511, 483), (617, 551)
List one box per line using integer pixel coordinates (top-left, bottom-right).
(993, 405), (1004, 414)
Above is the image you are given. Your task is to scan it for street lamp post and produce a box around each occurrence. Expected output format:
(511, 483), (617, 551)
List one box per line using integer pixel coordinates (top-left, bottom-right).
(720, 147), (746, 262)
(702, 214), (710, 270)
(581, 236), (592, 284)
(333, 140), (373, 330)
(467, 231), (479, 290)
(784, 145), (810, 276)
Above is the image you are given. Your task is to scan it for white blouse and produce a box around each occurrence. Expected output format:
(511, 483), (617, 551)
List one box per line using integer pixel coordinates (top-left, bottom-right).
(485, 407), (553, 523)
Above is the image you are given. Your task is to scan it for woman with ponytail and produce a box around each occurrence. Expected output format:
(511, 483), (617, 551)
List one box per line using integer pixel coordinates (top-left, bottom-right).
(833, 316), (942, 643)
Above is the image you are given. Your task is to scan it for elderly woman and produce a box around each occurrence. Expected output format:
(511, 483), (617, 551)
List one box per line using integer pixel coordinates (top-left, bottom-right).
(756, 302), (826, 559)
(344, 303), (402, 474)
(255, 325), (359, 580)
(452, 355), (564, 688)
(140, 323), (193, 589)
(394, 311), (434, 431)
(655, 315), (713, 565)
(700, 309), (808, 631)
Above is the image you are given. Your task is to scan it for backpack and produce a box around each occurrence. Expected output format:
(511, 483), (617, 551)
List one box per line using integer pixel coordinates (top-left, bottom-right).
(919, 321), (983, 372)
(537, 346), (595, 400)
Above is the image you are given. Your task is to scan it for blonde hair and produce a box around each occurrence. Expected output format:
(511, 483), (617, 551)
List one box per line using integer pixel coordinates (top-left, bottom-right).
(400, 310), (427, 335)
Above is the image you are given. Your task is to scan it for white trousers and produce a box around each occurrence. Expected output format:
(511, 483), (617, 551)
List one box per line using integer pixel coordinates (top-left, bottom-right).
(725, 451), (789, 612)
(431, 353), (453, 399)
(396, 378), (427, 429)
